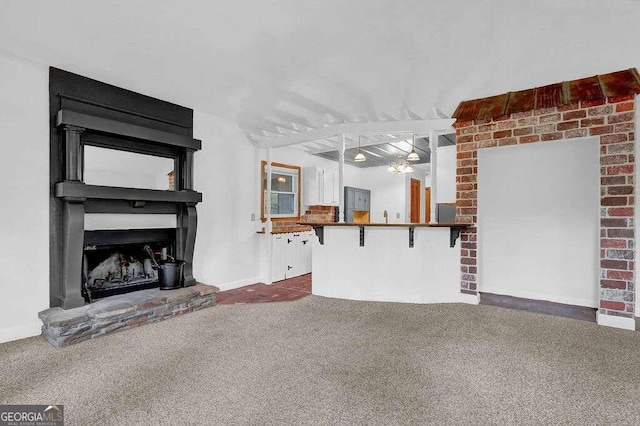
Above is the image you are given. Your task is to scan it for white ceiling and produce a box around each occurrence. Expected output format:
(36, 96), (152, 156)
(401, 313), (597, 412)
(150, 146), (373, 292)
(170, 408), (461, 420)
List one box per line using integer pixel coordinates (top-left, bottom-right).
(1, 0), (639, 146)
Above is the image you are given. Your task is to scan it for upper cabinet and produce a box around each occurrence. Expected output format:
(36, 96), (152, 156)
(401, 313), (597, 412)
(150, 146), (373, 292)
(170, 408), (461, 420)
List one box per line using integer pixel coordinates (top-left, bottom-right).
(344, 186), (371, 222)
(303, 166), (339, 206)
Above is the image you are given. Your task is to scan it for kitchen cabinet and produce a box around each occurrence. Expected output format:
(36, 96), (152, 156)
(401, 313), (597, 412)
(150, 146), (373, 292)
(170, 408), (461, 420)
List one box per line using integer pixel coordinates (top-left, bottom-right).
(354, 189), (370, 211)
(271, 231), (312, 282)
(303, 166), (339, 206)
(344, 186), (371, 223)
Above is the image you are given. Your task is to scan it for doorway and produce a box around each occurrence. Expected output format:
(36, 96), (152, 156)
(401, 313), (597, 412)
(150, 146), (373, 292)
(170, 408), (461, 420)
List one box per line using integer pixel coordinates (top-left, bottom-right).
(410, 178), (420, 223)
(425, 187), (431, 223)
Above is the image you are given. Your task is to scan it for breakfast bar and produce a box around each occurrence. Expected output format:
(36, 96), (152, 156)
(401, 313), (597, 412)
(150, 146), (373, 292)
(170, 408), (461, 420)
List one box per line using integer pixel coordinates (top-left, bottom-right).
(307, 223), (479, 305)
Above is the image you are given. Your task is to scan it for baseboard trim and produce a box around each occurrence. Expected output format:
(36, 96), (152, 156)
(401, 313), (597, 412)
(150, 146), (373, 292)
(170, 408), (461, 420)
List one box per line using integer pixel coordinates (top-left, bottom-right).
(597, 311), (636, 330)
(0, 321), (42, 344)
(215, 277), (261, 292)
(457, 292), (480, 305)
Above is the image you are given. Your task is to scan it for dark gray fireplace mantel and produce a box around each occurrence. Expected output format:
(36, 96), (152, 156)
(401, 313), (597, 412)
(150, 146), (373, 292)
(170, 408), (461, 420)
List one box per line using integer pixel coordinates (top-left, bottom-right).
(50, 68), (202, 309)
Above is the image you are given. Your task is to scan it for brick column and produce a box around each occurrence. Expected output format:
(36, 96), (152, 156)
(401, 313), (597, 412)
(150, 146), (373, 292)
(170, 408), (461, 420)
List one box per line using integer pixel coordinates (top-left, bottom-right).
(454, 96), (636, 318)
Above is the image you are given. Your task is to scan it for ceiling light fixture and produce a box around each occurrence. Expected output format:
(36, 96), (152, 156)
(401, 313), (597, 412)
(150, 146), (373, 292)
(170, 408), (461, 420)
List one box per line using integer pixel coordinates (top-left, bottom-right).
(354, 136), (366, 162)
(387, 155), (414, 174)
(407, 134), (420, 162)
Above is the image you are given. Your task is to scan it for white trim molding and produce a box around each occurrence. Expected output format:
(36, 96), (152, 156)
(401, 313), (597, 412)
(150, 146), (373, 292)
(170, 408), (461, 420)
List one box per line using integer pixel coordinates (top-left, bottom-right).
(215, 276), (261, 292)
(597, 311), (636, 331)
(457, 292), (480, 305)
(0, 321), (42, 344)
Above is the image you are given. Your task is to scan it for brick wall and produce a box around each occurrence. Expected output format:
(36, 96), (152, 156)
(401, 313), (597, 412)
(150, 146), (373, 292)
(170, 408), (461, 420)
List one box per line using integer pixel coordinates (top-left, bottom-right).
(299, 205), (337, 224)
(454, 95), (636, 317)
(263, 205), (337, 234)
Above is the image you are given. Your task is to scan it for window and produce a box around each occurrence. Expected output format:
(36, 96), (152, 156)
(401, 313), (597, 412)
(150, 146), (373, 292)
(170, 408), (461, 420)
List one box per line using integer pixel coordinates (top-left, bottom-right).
(261, 161), (301, 221)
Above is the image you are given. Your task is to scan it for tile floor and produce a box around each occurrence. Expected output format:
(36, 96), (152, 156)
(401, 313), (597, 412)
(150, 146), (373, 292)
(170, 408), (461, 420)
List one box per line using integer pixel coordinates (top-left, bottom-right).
(480, 292), (597, 323)
(216, 273), (312, 305)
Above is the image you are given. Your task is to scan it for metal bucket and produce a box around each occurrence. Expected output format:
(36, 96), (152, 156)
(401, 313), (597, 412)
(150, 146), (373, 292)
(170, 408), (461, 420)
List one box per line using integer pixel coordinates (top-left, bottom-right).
(157, 260), (185, 290)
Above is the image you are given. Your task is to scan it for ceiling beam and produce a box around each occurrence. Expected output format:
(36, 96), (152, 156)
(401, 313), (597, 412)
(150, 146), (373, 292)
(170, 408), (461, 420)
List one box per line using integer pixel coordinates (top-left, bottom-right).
(256, 119), (456, 149)
(307, 134), (415, 154)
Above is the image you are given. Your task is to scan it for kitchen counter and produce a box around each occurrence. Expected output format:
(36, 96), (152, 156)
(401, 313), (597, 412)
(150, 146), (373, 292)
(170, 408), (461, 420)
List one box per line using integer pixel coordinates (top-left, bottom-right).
(309, 223), (478, 305)
(256, 226), (312, 235)
(303, 222), (471, 247)
(302, 222), (467, 227)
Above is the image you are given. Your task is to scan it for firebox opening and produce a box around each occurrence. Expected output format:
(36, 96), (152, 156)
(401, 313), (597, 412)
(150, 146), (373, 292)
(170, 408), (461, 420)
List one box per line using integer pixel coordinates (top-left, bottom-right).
(83, 228), (176, 302)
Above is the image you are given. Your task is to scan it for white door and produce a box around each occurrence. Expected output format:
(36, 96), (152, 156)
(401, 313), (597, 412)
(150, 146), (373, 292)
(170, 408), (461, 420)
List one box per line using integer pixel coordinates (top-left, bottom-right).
(301, 232), (312, 274)
(284, 233), (298, 279)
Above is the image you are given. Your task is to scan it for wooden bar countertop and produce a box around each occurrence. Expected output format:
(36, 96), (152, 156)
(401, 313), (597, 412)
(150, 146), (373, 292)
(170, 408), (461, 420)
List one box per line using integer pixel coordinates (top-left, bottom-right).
(301, 222), (471, 228)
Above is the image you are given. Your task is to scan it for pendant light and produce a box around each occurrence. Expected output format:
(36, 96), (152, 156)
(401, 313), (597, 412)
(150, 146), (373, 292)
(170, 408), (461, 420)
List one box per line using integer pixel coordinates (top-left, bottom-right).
(354, 135), (366, 162)
(407, 133), (420, 162)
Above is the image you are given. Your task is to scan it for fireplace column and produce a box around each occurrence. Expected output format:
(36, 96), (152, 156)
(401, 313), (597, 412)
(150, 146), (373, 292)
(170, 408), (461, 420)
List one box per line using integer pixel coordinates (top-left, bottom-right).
(64, 125), (84, 181)
(176, 148), (197, 287)
(59, 124), (87, 308)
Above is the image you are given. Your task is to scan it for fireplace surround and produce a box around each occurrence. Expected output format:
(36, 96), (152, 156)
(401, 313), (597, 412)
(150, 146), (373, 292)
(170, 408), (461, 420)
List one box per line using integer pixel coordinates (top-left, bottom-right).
(49, 68), (202, 309)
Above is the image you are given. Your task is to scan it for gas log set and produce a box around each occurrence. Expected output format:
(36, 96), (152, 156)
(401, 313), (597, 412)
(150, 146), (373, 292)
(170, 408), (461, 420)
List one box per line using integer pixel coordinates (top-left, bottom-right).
(82, 228), (182, 301)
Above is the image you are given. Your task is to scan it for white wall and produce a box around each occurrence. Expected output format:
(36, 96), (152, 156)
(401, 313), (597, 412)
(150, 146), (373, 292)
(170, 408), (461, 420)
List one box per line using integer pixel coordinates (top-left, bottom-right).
(477, 137), (600, 307)
(0, 53), (49, 343)
(436, 145), (456, 203)
(192, 112), (261, 290)
(357, 167), (406, 223)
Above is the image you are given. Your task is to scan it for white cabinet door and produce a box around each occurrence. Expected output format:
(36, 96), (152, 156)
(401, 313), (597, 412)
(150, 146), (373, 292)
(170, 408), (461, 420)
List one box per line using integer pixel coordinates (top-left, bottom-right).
(331, 170), (339, 204)
(302, 167), (319, 206)
(303, 166), (338, 206)
(273, 232), (313, 281)
(301, 232), (312, 274)
(271, 235), (287, 282)
(321, 169), (339, 205)
(321, 169), (330, 204)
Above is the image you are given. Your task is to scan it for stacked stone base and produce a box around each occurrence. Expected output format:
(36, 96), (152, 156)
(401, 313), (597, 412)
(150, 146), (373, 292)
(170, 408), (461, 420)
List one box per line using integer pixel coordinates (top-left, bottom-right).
(39, 283), (218, 347)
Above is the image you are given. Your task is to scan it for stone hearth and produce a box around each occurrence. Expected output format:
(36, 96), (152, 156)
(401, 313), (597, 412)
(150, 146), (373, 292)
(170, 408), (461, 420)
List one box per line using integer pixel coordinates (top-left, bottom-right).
(39, 283), (218, 347)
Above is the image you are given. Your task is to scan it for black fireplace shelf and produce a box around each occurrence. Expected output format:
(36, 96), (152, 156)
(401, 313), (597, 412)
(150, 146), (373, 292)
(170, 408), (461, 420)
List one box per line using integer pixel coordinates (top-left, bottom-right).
(56, 109), (202, 151)
(56, 181), (202, 204)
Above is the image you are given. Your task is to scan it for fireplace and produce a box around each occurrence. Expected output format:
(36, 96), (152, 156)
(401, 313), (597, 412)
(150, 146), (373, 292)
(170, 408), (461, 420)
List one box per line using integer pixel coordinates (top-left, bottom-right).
(49, 68), (202, 309)
(82, 228), (176, 301)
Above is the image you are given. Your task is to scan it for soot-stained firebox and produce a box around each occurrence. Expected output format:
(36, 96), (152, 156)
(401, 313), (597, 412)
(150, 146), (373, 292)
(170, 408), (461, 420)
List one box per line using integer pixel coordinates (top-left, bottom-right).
(83, 228), (176, 301)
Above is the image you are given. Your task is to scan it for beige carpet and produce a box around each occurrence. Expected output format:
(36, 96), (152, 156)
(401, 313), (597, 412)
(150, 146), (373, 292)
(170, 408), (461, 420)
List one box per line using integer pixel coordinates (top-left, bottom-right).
(1, 295), (640, 425)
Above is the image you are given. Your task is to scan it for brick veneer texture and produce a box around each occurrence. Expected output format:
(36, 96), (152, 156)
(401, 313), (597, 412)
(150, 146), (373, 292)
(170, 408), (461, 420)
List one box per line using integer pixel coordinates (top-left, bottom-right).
(299, 205), (337, 224)
(270, 220), (312, 233)
(454, 96), (636, 317)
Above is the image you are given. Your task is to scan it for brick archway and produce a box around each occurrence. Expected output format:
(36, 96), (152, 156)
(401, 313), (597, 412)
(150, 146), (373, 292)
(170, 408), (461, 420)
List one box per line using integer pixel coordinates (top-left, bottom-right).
(452, 69), (639, 322)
